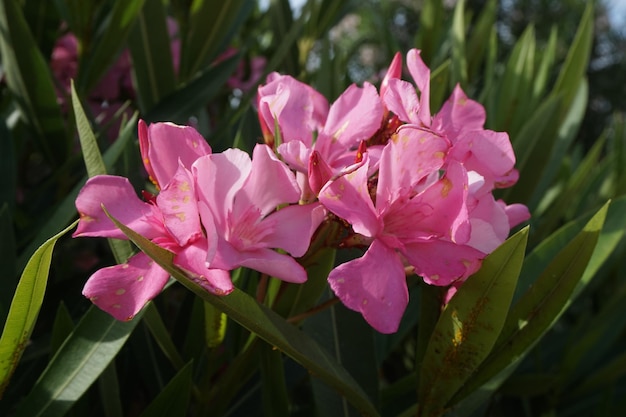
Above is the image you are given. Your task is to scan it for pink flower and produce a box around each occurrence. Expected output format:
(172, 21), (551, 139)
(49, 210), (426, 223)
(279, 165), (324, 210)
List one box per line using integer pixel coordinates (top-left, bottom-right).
(193, 144), (326, 283)
(319, 132), (484, 333)
(74, 121), (231, 321)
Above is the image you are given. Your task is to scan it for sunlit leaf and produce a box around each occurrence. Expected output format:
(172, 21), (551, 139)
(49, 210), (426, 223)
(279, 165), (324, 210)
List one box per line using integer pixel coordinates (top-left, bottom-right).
(452, 202), (608, 407)
(105, 209), (381, 417)
(417, 227), (528, 416)
(0, 220), (77, 398)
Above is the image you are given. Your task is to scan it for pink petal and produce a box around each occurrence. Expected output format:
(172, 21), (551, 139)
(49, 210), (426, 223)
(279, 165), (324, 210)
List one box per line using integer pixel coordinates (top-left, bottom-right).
(380, 52), (403, 104)
(259, 202), (326, 257)
(466, 194), (511, 253)
(238, 248), (308, 283)
(383, 78), (421, 124)
(432, 85), (486, 139)
(406, 49), (431, 125)
(277, 140), (311, 172)
(193, 149), (251, 229)
(450, 129), (516, 182)
(321, 82), (383, 147)
(328, 239), (408, 334)
(174, 240), (234, 296)
(503, 202), (531, 228)
(257, 74), (329, 146)
(403, 240), (484, 286)
(415, 162), (470, 243)
(319, 157), (380, 237)
(376, 126), (448, 207)
(139, 121), (211, 188)
(156, 163), (202, 247)
(74, 175), (164, 240)
(308, 150), (333, 194)
(235, 144), (301, 217)
(83, 252), (170, 321)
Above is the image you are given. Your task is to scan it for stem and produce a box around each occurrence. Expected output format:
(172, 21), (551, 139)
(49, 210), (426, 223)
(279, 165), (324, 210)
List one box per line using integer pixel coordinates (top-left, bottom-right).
(286, 296), (340, 324)
(256, 274), (269, 303)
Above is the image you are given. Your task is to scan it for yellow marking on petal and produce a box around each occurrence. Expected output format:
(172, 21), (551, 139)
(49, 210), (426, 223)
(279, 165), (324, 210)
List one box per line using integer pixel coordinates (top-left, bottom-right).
(176, 212), (186, 222)
(333, 120), (350, 141)
(336, 278), (345, 284)
(183, 195), (190, 203)
(440, 178), (453, 198)
(362, 299), (368, 305)
(112, 304), (121, 309)
(89, 296), (99, 301)
(79, 213), (96, 222)
(115, 288), (126, 295)
(172, 205), (180, 210)
(192, 140), (198, 148)
(178, 181), (191, 192)
(433, 151), (445, 159)
(122, 264), (130, 269)
(137, 276), (144, 282)
(430, 274), (440, 281)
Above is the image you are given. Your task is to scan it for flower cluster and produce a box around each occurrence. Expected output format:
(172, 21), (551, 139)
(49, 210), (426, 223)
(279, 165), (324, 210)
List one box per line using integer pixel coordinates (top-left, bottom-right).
(74, 49), (529, 334)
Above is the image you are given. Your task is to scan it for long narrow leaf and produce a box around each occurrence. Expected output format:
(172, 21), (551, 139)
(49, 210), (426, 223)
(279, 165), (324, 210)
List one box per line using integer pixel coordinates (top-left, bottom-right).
(0, 0), (68, 166)
(417, 227), (528, 416)
(0, 220), (77, 398)
(105, 209), (381, 417)
(452, 202), (609, 405)
(139, 361), (193, 417)
(13, 306), (145, 417)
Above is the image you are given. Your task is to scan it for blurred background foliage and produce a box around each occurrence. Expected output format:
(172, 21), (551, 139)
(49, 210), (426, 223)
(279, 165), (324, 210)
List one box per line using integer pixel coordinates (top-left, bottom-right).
(1, 0), (626, 416)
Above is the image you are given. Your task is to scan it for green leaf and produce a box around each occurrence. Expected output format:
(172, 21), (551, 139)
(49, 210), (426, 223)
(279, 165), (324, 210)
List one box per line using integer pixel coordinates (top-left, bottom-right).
(203, 302), (227, 349)
(13, 306), (145, 417)
(128, 0), (177, 112)
(307, 301), (379, 417)
(144, 302), (186, 370)
(143, 53), (241, 124)
(551, 3), (593, 121)
(260, 343), (290, 417)
(78, 0), (146, 93)
(0, 0), (68, 166)
(105, 209), (381, 417)
(452, 202), (609, 405)
(417, 227), (528, 416)
(139, 361), (193, 417)
(0, 220), (77, 398)
(50, 302), (75, 357)
(0, 204), (17, 325)
(449, 0), (467, 88)
(466, 0), (496, 81)
(179, 0), (251, 80)
(415, 0), (445, 63)
(16, 113), (137, 273)
(72, 81), (107, 178)
(491, 25), (535, 133)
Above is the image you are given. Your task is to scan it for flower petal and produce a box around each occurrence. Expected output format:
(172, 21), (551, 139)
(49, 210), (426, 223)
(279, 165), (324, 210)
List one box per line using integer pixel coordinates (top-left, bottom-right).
(328, 239), (408, 334)
(238, 248), (308, 283)
(139, 121), (211, 188)
(82, 252), (170, 321)
(403, 240), (484, 286)
(174, 240), (234, 296)
(74, 175), (164, 240)
(432, 85), (486, 138)
(259, 202), (326, 257)
(235, 144), (301, 217)
(376, 126), (448, 207)
(321, 82), (383, 147)
(383, 78), (421, 124)
(406, 49), (431, 125)
(156, 163), (202, 247)
(193, 149), (251, 229)
(319, 157), (380, 237)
